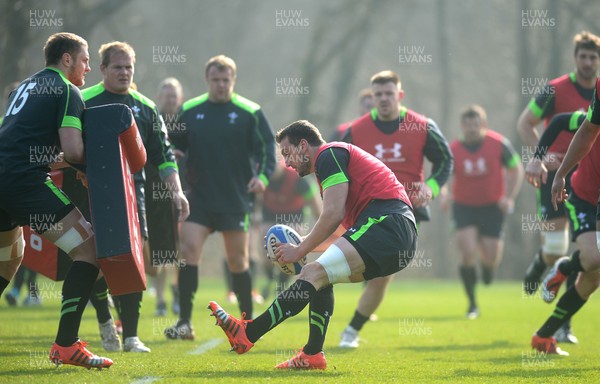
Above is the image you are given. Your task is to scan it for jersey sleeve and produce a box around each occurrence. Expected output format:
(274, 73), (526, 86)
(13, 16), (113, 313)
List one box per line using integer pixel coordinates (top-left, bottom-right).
(423, 118), (453, 198)
(58, 84), (84, 131)
(341, 126), (352, 143)
(534, 113), (576, 159)
(528, 86), (556, 119)
(315, 147), (350, 191)
(253, 109), (276, 186)
(146, 105), (178, 180)
(170, 108), (190, 152)
(499, 136), (520, 169)
(586, 87), (600, 125)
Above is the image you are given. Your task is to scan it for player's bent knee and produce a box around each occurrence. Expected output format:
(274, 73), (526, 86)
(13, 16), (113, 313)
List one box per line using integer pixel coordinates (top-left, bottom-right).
(542, 231), (568, 256)
(315, 244), (351, 284)
(0, 231), (24, 262)
(54, 217), (94, 255)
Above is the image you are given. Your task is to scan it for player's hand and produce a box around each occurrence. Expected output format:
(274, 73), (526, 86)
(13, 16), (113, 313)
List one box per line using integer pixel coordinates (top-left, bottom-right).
(543, 151), (565, 172)
(498, 196), (514, 215)
(173, 149), (185, 161)
(49, 152), (69, 170)
(525, 158), (547, 188)
(173, 190), (190, 222)
(76, 171), (88, 188)
(275, 242), (303, 264)
(410, 182), (433, 208)
(247, 176), (266, 193)
(551, 175), (567, 211)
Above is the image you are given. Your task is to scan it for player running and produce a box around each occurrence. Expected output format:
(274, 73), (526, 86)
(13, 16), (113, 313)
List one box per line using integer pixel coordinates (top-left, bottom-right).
(0, 32), (112, 369)
(338, 70), (452, 348)
(447, 105), (522, 318)
(530, 79), (600, 356)
(208, 120), (418, 369)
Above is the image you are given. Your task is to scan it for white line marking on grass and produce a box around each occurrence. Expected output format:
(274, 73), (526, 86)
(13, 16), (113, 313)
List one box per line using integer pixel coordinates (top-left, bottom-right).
(188, 338), (224, 355)
(130, 376), (161, 384)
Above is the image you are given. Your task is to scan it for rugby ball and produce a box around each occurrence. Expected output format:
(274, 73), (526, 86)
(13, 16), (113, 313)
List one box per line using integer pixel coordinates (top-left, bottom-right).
(265, 224), (306, 275)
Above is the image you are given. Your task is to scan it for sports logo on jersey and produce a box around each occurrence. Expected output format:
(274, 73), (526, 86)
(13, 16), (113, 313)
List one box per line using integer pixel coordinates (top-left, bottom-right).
(374, 143), (404, 162)
(131, 105), (141, 117)
(228, 112), (238, 124)
(196, 113), (205, 120)
(463, 158), (487, 176)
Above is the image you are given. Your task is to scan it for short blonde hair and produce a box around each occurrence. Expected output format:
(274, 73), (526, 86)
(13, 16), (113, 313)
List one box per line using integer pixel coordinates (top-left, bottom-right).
(205, 55), (237, 78)
(99, 41), (136, 67)
(370, 70), (401, 88)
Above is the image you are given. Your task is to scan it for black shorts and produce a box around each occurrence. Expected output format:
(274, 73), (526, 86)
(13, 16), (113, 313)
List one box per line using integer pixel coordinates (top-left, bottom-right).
(564, 191), (596, 242)
(135, 181), (148, 239)
(452, 202), (505, 238)
(145, 177), (179, 260)
(343, 200), (418, 281)
(537, 171), (570, 220)
(0, 178), (74, 233)
(187, 190), (249, 232)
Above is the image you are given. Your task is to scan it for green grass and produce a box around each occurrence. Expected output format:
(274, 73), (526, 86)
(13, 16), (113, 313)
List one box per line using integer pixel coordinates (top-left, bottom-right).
(0, 277), (598, 383)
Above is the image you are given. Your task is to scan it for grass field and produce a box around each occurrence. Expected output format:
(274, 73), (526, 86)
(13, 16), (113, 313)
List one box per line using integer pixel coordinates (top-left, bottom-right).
(0, 277), (598, 383)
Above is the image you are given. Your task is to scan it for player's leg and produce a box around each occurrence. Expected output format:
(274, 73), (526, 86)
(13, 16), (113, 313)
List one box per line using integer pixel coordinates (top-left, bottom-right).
(222, 228), (252, 318)
(43, 207), (113, 368)
(0, 226), (24, 297)
(478, 203), (506, 286)
(164, 220), (210, 340)
(89, 276), (121, 352)
(532, 229), (600, 355)
(456, 226), (479, 318)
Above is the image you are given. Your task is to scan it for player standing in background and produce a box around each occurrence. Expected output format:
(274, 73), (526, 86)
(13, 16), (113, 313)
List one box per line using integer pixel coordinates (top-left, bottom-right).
(208, 120), (418, 369)
(530, 80), (600, 356)
(149, 77), (184, 316)
(164, 55), (275, 340)
(332, 88), (374, 141)
(82, 41), (189, 353)
(338, 70), (453, 348)
(447, 105), (522, 318)
(517, 30), (600, 343)
(0, 32), (113, 369)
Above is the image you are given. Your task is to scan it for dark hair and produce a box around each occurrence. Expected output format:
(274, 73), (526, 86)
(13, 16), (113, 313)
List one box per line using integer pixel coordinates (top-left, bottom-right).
(574, 31), (600, 56)
(276, 120), (325, 146)
(43, 32), (88, 66)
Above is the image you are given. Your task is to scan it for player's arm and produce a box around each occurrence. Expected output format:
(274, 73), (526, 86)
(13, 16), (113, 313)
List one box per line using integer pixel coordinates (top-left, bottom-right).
(340, 126), (352, 143)
(169, 107), (189, 156)
(516, 90), (555, 146)
(147, 106), (189, 221)
(421, 119), (453, 203)
(248, 110), (276, 193)
(58, 85), (85, 167)
(526, 113), (576, 187)
(500, 137), (523, 214)
(552, 90), (600, 209)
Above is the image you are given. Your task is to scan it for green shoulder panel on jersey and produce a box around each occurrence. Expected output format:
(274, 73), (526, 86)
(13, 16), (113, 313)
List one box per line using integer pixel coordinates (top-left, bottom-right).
(46, 67), (72, 85)
(231, 93), (261, 114)
(129, 89), (157, 109)
(182, 93), (209, 112)
(81, 83), (106, 101)
(569, 111), (585, 131)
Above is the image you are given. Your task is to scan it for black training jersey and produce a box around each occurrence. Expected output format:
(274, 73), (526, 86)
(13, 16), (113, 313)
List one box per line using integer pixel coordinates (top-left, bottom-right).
(81, 83), (177, 183)
(0, 67), (84, 187)
(172, 93), (276, 213)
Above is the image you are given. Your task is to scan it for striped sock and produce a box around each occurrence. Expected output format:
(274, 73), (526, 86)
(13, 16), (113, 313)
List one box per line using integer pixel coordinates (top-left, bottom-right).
(89, 277), (112, 323)
(304, 285), (334, 355)
(55, 261), (99, 346)
(537, 286), (586, 338)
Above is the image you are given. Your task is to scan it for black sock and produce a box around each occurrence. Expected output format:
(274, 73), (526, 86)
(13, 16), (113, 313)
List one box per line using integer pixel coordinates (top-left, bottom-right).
(481, 265), (494, 285)
(232, 270), (253, 318)
(0, 276), (9, 296)
(349, 310), (370, 331)
(558, 250), (584, 275)
(459, 266), (477, 309)
(559, 272), (579, 331)
(178, 265), (198, 323)
(55, 261), (99, 346)
(537, 286), (586, 338)
(223, 260), (233, 292)
(246, 279), (316, 343)
(304, 285), (334, 355)
(114, 292), (142, 339)
(89, 278), (112, 323)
